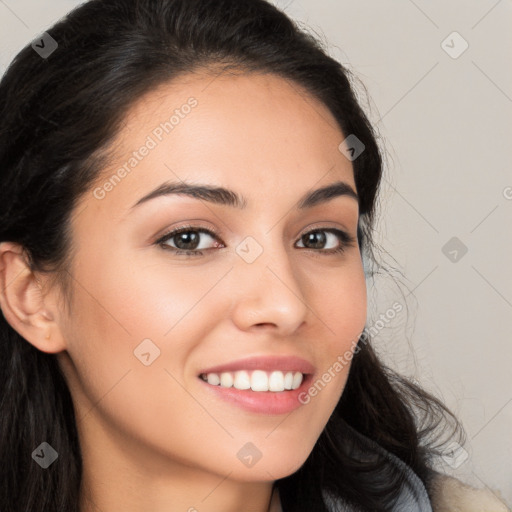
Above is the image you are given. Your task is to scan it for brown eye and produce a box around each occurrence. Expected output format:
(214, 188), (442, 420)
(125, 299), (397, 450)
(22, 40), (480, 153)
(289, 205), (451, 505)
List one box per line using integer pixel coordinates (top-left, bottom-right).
(157, 226), (223, 256)
(169, 230), (202, 251)
(300, 231), (327, 249)
(296, 228), (355, 254)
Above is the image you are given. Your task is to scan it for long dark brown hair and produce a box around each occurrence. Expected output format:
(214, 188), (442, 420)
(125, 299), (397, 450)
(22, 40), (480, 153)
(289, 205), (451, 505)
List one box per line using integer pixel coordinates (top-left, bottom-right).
(0, 1), (462, 510)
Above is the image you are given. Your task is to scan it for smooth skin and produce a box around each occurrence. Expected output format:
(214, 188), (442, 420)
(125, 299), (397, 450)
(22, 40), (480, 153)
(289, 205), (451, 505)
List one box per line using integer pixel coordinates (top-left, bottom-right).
(0, 70), (367, 512)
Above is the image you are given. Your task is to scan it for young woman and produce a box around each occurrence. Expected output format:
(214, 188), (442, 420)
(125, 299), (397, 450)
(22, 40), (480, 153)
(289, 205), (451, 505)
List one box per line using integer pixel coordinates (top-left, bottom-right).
(0, 1), (508, 511)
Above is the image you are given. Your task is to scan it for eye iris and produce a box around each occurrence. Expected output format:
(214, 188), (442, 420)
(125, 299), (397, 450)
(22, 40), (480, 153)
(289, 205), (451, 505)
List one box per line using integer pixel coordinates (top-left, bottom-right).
(175, 231), (200, 250)
(303, 231), (326, 249)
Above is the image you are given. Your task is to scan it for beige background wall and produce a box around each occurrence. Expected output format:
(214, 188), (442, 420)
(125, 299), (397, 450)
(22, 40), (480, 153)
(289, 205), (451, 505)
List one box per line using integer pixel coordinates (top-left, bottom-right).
(1, 0), (511, 505)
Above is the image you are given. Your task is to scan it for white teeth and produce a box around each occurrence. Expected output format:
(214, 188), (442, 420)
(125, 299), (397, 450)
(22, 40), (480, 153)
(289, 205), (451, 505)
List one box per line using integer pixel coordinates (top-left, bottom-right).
(251, 370), (268, 391)
(220, 372), (233, 388)
(207, 373), (220, 386)
(201, 370), (304, 392)
(233, 370), (251, 390)
(292, 371), (303, 390)
(284, 371), (294, 390)
(269, 371), (285, 392)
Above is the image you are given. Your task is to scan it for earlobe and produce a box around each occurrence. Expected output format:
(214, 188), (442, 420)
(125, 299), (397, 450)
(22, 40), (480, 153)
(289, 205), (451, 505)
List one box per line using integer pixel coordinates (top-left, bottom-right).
(0, 241), (66, 354)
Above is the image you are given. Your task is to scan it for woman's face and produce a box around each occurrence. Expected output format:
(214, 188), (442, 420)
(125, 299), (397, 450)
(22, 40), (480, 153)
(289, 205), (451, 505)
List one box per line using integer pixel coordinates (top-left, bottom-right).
(55, 71), (367, 483)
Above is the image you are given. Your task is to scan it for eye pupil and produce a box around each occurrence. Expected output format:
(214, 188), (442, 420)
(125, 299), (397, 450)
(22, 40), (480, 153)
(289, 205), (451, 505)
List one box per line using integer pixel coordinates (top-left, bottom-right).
(303, 231), (326, 249)
(175, 231), (199, 250)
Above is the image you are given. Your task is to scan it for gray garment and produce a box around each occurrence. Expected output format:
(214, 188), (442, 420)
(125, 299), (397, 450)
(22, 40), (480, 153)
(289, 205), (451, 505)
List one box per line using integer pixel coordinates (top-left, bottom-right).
(379, 448), (432, 512)
(321, 438), (433, 512)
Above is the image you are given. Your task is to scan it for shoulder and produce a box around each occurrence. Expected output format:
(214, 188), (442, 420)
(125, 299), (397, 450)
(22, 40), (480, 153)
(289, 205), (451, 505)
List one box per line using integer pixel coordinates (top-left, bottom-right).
(428, 472), (510, 512)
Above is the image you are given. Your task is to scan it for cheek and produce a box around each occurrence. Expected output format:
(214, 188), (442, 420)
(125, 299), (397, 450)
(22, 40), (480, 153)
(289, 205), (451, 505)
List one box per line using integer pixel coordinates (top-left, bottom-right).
(58, 264), (221, 464)
(90, 251), (233, 340)
(319, 261), (368, 346)
(59, 249), (234, 428)
(293, 258), (367, 415)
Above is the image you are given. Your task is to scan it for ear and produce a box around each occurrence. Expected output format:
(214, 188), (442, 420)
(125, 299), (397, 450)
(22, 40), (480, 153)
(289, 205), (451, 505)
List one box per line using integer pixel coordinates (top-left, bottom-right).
(0, 241), (66, 353)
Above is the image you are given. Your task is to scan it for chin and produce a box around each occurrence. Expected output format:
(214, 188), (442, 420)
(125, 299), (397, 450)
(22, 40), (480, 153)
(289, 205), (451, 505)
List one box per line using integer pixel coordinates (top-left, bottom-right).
(230, 449), (312, 482)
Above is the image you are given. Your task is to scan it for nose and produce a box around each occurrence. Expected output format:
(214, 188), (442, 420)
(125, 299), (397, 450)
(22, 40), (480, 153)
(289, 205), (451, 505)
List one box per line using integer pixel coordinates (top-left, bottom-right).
(229, 237), (309, 336)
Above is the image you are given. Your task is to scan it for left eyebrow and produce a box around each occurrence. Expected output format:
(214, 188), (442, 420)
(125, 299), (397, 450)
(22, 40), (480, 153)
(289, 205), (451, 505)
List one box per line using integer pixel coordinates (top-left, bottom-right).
(129, 180), (358, 211)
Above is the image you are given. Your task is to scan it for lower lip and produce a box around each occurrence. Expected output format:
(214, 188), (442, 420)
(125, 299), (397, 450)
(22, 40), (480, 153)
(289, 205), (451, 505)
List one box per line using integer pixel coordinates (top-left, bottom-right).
(197, 374), (313, 415)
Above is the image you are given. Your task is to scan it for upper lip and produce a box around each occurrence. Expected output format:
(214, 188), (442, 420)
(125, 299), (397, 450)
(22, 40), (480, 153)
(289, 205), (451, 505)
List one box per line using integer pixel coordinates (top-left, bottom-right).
(198, 355), (316, 376)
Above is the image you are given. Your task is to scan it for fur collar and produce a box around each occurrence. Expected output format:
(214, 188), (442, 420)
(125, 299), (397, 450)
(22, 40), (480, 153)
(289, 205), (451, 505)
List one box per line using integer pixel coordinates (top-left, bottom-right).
(429, 473), (509, 512)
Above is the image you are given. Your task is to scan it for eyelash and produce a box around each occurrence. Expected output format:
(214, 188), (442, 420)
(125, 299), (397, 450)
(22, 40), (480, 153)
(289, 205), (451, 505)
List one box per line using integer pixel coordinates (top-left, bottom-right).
(155, 224), (357, 257)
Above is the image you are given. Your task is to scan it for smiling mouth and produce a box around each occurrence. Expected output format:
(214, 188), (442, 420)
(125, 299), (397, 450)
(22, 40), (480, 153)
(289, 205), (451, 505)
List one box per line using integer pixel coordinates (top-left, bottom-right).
(199, 369), (305, 392)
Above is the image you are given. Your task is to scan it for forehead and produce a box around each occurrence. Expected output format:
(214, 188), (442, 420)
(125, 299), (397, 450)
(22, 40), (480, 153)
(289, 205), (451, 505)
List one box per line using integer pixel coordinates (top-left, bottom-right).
(83, 70), (355, 218)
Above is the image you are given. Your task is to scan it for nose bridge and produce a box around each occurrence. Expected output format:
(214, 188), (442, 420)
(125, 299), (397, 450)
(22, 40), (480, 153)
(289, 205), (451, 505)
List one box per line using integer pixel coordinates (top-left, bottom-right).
(229, 229), (309, 331)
